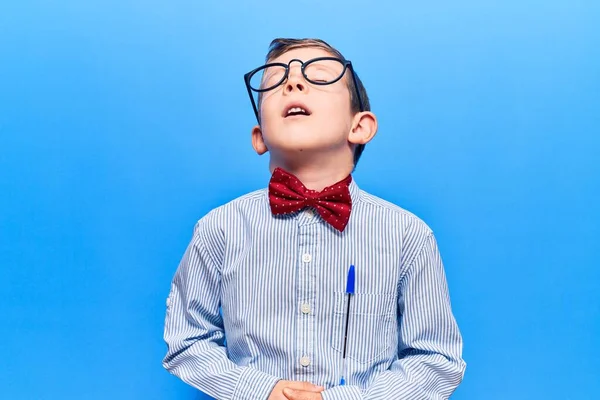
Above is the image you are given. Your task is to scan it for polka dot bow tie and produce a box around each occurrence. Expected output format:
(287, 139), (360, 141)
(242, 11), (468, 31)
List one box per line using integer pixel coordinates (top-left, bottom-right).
(268, 167), (353, 232)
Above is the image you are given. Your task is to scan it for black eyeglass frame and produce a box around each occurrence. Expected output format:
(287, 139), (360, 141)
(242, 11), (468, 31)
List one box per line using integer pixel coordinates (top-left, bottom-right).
(243, 56), (364, 123)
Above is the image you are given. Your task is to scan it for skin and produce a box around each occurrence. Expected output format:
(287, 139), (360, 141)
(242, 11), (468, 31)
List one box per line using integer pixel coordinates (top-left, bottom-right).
(254, 47), (378, 400)
(268, 380), (324, 400)
(252, 46), (378, 192)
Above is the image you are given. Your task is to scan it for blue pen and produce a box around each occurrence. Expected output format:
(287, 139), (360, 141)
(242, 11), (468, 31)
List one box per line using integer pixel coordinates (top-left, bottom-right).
(340, 265), (355, 386)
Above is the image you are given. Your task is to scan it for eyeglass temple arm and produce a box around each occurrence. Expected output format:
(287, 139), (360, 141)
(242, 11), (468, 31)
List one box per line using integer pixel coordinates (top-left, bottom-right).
(348, 65), (364, 112)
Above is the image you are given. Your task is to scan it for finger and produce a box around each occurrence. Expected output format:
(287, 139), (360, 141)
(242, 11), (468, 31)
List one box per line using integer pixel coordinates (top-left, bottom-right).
(283, 388), (320, 400)
(288, 381), (324, 392)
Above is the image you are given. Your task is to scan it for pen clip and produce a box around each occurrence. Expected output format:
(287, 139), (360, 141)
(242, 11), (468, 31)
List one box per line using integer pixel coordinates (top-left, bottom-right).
(345, 264), (355, 294)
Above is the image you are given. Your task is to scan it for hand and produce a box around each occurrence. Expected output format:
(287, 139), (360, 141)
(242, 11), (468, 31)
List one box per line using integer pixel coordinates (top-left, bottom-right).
(268, 380), (324, 400)
(282, 386), (323, 400)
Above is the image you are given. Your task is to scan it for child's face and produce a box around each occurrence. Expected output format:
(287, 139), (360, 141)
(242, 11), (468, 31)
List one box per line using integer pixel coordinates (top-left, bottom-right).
(254, 46), (356, 160)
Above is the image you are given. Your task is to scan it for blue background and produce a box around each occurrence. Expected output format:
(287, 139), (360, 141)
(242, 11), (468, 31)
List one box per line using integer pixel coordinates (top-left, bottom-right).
(1, 1), (598, 399)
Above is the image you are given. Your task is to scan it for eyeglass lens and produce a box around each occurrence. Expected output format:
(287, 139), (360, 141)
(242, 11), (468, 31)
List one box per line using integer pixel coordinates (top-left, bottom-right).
(249, 59), (345, 91)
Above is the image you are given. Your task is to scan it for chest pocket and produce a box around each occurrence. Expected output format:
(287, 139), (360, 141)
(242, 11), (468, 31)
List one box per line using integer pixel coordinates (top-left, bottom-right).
(330, 291), (396, 364)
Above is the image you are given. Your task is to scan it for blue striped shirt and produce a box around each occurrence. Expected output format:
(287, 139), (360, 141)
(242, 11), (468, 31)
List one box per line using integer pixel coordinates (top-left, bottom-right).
(162, 179), (466, 399)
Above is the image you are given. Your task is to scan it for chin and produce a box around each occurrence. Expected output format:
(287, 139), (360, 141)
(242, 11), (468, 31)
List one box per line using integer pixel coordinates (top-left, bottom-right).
(277, 141), (320, 153)
(266, 123), (338, 150)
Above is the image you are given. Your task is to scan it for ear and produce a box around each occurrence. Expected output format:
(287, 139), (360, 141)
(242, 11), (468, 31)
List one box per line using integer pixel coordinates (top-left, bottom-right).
(348, 111), (378, 145)
(251, 124), (268, 155)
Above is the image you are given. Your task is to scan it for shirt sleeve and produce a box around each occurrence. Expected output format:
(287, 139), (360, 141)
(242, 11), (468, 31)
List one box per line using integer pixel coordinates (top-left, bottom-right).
(322, 232), (466, 400)
(162, 219), (280, 400)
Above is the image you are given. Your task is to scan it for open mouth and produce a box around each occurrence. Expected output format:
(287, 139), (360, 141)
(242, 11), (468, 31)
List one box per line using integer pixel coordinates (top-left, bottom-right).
(283, 103), (312, 118)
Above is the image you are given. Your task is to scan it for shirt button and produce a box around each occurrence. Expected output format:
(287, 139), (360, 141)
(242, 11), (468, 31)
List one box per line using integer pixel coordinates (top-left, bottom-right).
(305, 209), (314, 218)
(300, 356), (311, 367)
(302, 253), (312, 263)
(301, 303), (311, 314)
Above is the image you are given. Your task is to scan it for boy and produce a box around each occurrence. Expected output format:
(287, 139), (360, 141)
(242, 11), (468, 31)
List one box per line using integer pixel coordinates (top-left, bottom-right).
(163, 38), (466, 400)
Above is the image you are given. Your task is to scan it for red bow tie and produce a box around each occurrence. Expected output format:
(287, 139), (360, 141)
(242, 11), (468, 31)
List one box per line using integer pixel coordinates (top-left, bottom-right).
(268, 168), (353, 232)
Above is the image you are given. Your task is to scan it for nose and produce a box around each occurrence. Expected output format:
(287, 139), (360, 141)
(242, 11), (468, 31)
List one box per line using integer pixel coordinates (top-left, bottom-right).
(284, 63), (307, 94)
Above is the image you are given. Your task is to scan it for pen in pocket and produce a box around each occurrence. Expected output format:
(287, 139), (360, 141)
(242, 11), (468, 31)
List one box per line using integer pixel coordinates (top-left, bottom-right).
(340, 264), (355, 386)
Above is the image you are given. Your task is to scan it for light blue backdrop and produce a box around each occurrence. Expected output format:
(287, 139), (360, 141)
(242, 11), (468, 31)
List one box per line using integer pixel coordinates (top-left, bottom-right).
(1, 1), (598, 399)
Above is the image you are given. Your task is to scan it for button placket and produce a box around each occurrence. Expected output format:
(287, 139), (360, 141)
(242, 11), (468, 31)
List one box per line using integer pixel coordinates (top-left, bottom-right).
(298, 207), (319, 228)
(300, 356), (311, 367)
(296, 224), (318, 379)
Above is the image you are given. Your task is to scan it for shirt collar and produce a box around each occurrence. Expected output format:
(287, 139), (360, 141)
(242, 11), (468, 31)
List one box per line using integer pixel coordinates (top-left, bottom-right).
(348, 175), (361, 206)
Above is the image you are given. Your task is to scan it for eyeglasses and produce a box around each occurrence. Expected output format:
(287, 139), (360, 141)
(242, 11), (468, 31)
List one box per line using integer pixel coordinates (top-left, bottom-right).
(243, 56), (364, 123)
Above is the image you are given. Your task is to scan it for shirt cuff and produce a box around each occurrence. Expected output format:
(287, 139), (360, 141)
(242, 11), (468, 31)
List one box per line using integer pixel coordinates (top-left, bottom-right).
(321, 385), (363, 400)
(231, 367), (280, 400)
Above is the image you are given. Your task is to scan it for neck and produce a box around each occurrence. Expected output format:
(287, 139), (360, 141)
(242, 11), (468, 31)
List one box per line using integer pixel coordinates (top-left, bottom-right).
(270, 157), (353, 191)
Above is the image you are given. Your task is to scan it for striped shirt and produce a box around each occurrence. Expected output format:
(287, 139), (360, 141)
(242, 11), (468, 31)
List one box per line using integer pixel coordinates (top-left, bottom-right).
(162, 179), (466, 399)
